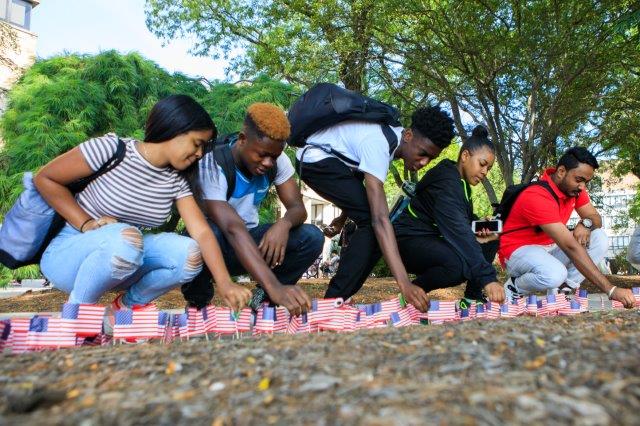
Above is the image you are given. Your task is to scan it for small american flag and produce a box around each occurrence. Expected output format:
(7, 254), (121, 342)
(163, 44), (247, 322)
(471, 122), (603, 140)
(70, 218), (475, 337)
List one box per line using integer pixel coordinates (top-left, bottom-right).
(357, 303), (388, 328)
(172, 313), (189, 338)
(0, 320), (11, 352)
(60, 303), (105, 337)
(211, 308), (238, 334)
(113, 308), (160, 340)
(427, 300), (457, 324)
(186, 307), (207, 337)
(536, 299), (549, 316)
(485, 302), (501, 319)
(379, 297), (403, 317)
(8, 317), (31, 354)
(459, 307), (474, 322)
(545, 293), (563, 315)
(525, 295), (539, 316)
(390, 309), (413, 327)
(287, 313), (314, 334)
(27, 317), (76, 349)
(157, 312), (170, 339)
(559, 299), (583, 315)
(204, 305), (218, 333)
(475, 304), (487, 319)
(574, 289), (589, 310)
(309, 299), (341, 325)
(274, 307), (289, 333)
(340, 308), (360, 332)
(499, 301), (523, 318)
(253, 306), (276, 334)
(633, 287), (640, 307)
(235, 308), (252, 333)
(405, 304), (422, 322)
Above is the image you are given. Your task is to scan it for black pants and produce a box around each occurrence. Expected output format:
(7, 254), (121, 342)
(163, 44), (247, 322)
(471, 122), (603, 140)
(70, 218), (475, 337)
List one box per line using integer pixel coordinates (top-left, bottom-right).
(181, 221), (324, 308)
(397, 234), (499, 299)
(298, 158), (382, 299)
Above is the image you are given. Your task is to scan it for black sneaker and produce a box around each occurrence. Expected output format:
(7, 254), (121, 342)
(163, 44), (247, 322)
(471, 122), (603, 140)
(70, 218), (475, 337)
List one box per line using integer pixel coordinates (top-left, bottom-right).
(249, 286), (268, 311)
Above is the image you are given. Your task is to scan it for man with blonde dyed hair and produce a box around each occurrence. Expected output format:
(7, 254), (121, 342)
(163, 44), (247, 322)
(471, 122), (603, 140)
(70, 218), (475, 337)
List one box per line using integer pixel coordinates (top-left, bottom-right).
(183, 103), (323, 316)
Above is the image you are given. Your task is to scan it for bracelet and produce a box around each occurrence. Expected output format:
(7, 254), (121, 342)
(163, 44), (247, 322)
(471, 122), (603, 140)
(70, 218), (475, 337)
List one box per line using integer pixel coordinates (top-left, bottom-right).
(79, 218), (94, 233)
(607, 286), (617, 300)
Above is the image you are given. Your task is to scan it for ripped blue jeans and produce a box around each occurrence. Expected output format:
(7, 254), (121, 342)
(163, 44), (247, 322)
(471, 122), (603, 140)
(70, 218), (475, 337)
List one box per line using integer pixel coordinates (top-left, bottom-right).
(41, 223), (203, 306)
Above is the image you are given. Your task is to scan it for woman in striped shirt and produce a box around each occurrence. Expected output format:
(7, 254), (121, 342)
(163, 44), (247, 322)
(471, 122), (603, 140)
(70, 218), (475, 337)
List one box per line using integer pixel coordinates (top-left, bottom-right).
(34, 95), (251, 332)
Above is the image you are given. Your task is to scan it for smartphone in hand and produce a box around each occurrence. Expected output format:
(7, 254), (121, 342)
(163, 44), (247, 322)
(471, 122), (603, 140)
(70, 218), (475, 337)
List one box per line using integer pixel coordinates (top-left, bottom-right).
(471, 219), (503, 233)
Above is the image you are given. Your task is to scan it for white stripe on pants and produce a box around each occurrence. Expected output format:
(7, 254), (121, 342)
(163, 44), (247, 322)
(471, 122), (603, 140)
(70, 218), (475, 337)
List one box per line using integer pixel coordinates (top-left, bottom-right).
(505, 228), (608, 294)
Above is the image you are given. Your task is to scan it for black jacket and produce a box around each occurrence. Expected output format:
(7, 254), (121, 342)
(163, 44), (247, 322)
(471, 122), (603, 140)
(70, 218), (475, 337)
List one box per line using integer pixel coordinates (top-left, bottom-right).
(394, 159), (497, 288)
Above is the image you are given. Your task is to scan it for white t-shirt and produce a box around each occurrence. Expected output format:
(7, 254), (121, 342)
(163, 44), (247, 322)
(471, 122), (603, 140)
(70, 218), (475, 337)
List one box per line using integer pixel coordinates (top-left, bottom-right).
(198, 151), (295, 228)
(295, 121), (402, 183)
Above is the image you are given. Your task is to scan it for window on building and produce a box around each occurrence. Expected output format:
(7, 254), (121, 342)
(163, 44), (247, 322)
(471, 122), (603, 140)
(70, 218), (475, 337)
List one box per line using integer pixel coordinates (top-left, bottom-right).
(0, 0), (32, 30)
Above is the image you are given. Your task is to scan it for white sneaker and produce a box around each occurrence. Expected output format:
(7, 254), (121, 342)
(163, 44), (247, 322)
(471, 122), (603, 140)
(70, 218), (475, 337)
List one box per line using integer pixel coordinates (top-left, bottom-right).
(503, 277), (524, 303)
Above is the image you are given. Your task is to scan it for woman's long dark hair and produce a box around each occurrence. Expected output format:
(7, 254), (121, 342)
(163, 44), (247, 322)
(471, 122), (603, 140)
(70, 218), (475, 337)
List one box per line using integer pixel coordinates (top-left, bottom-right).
(144, 94), (216, 143)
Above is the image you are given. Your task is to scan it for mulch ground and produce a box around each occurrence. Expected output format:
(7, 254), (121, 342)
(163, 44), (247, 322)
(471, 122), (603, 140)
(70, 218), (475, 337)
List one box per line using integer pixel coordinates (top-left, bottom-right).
(1, 276), (639, 425)
(1, 275), (639, 313)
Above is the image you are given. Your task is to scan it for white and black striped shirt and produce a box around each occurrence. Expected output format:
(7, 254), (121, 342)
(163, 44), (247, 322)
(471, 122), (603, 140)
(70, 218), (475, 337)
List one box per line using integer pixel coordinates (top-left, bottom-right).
(76, 133), (192, 228)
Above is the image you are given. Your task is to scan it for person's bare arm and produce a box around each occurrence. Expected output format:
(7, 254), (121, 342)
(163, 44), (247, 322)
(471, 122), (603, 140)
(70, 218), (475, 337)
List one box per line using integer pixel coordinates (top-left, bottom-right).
(258, 177), (307, 267)
(573, 202), (602, 247)
(541, 222), (635, 308)
(363, 173), (429, 312)
(205, 200), (311, 315)
(33, 147), (95, 230)
(177, 196), (251, 311)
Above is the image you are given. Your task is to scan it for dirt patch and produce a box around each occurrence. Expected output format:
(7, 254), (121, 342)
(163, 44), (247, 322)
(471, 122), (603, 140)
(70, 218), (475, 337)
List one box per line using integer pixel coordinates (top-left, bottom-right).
(0, 310), (638, 425)
(1, 275), (638, 314)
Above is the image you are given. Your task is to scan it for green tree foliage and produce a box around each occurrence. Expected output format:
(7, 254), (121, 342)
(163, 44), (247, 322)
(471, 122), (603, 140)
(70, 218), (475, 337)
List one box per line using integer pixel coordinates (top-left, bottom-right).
(0, 50), (207, 176)
(145, 0), (386, 92)
(146, 0), (640, 208)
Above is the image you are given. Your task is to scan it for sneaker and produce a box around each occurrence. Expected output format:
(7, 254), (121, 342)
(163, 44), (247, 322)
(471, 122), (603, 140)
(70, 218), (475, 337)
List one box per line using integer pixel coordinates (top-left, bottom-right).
(503, 278), (524, 303)
(557, 282), (574, 297)
(249, 286), (268, 311)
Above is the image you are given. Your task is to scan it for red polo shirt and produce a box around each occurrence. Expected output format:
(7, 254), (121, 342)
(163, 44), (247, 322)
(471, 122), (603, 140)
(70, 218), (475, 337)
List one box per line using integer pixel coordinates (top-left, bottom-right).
(498, 168), (590, 264)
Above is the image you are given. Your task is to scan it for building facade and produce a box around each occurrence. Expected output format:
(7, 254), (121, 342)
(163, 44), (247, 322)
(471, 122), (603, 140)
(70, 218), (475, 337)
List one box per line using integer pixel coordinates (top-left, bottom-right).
(0, 0), (39, 115)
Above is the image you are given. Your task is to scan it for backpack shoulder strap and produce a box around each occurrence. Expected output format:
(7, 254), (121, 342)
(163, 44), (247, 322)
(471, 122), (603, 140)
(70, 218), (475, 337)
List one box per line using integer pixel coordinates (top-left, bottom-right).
(267, 162), (278, 185)
(212, 144), (236, 200)
(68, 137), (126, 194)
(380, 124), (399, 156)
(531, 180), (560, 205)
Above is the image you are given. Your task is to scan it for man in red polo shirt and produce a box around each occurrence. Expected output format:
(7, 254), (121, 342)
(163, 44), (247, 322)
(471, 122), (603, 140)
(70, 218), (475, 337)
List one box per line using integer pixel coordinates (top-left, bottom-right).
(499, 147), (635, 308)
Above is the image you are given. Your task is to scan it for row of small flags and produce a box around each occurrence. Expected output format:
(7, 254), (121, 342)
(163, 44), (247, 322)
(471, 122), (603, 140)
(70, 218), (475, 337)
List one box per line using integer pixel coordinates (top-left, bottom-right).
(1, 288), (639, 354)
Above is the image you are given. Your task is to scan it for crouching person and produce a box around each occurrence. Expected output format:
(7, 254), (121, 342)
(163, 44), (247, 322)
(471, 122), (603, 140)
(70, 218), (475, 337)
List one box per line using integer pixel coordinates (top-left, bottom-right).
(181, 103), (322, 316)
(498, 147), (635, 308)
(35, 95), (252, 335)
(394, 126), (505, 307)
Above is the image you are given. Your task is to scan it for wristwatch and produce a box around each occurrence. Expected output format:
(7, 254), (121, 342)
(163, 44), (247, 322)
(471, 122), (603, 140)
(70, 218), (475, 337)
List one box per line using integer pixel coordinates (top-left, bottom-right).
(579, 218), (593, 230)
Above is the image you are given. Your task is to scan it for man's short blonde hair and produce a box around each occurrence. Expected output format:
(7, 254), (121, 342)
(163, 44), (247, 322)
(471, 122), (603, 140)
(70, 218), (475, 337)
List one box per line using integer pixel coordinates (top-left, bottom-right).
(245, 103), (291, 141)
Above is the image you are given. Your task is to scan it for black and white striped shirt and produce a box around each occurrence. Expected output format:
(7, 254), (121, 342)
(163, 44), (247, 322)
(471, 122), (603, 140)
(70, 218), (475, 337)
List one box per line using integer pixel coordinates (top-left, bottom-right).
(76, 133), (192, 228)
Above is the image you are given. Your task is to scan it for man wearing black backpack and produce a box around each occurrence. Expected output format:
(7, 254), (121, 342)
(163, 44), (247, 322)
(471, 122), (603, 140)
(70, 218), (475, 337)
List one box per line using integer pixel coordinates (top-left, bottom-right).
(498, 147), (635, 308)
(182, 103), (324, 316)
(295, 102), (456, 311)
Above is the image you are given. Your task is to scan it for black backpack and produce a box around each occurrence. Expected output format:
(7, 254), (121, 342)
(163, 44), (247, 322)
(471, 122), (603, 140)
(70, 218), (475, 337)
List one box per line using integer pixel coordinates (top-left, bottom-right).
(211, 133), (278, 200)
(493, 180), (559, 234)
(287, 83), (402, 161)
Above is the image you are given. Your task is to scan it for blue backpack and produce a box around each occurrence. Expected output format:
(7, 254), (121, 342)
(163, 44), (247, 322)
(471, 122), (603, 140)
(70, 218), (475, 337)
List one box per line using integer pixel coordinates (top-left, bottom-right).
(0, 139), (126, 269)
